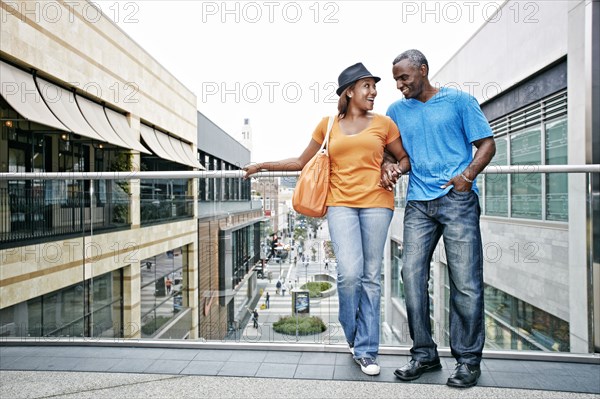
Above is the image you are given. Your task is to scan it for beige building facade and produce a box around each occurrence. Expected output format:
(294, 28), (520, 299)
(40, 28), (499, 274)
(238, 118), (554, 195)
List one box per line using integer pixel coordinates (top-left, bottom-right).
(1, 0), (200, 339)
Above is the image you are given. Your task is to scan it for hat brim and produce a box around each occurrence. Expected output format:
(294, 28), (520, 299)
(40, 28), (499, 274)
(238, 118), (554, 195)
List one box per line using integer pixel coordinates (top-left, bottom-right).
(336, 75), (381, 96)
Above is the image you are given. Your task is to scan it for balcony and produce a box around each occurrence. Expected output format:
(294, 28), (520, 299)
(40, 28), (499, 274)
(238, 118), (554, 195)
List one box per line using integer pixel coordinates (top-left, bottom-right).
(0, 167), (598, 397)
(0, 181), (131, 249)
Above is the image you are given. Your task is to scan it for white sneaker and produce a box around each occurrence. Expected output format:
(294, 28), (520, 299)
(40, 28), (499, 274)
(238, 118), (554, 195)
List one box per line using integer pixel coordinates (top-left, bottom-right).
(348, 343), (355, 355)
(355, 357), (380, 376)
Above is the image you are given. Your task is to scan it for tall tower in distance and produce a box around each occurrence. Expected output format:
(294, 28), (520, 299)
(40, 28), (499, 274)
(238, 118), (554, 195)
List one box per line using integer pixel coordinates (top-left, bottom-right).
(240, 118), (253, 153)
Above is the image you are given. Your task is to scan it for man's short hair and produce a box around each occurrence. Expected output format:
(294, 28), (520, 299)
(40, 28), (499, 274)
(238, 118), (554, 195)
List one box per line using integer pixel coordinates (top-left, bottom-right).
(393, 49), (429, 74)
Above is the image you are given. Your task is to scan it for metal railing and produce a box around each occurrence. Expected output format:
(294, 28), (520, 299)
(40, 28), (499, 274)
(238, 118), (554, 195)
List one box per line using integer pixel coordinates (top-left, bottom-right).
(140, 195), (194, 225)
(0, 181), (130, 247)
(1, 164), (597, 181)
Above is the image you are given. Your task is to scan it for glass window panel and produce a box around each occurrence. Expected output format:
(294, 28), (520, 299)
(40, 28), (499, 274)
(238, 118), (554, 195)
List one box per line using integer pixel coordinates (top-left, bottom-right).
(545, 118), (568, 221)
(485, 136), (508, 216)
(510, 128), (542, 219)
(391, 242), (405, 300)
(140, 248), (186, 338)
(484, 285), (569, 351)
(43, 283), (85, 337)
(0, 271), (121, 338)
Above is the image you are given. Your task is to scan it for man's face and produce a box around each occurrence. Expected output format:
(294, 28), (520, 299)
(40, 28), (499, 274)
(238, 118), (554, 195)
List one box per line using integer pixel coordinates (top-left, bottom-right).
(392, 59), (425, 100)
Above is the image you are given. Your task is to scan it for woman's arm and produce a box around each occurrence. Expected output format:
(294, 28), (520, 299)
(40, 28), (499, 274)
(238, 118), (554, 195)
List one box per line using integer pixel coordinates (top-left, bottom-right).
(243, 139), (322, 179)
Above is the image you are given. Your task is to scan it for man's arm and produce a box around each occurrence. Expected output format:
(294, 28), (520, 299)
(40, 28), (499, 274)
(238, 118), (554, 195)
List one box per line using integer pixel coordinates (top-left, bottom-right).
(441, 137), (496, 191)
(380, 148), (409, 191)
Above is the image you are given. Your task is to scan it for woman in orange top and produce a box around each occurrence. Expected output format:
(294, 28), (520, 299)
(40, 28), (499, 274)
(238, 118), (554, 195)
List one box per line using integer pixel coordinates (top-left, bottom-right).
(244, 63), (410, 376)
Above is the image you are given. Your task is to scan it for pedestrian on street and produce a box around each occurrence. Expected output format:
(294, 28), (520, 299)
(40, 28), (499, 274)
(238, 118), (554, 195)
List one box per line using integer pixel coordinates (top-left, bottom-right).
(251, 308), (259, 328)
(281, 282), (287, 296)
(165, 278), (173, 295)
(265, 292), (270, 309)
(276, 280), (281, 295)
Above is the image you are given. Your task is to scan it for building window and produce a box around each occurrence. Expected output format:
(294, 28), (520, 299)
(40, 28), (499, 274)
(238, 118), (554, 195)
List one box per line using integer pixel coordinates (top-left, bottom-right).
(510, 126), (542, 219)
(0, 270), (123, 338)
(484, 137), (508, 216)
(484, 91), (567, 221)
(140, 247), (186, 337)
(484, 285), (569, 351)
(231, 225), (257, 287)
(198, 153), (249, 202)
(545, 118), (568, 221)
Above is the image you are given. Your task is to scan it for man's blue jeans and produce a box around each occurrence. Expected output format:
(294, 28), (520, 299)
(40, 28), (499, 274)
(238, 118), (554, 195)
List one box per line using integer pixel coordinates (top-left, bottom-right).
(402, 189), (485, 366)
(327, 206), (393, 359)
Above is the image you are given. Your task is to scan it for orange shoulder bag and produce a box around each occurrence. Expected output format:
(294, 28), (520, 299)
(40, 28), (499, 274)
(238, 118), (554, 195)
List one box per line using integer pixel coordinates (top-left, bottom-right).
(292, 116), (334, 218)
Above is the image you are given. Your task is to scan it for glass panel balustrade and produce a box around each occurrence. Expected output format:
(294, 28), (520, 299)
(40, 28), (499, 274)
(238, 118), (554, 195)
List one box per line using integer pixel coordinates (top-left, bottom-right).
(0, 167), (597, 359)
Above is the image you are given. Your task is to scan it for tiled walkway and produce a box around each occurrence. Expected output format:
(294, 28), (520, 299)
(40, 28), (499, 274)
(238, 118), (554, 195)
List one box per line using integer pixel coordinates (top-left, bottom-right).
(1, 344), (598, 398)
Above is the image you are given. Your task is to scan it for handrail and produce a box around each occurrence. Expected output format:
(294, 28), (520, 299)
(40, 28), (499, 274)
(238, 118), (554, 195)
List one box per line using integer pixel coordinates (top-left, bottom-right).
(0, 165), (598, 180)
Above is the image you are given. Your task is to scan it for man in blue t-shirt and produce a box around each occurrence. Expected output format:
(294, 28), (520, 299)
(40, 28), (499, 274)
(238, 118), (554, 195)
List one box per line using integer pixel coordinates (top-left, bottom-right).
(383, 49), (496, 389)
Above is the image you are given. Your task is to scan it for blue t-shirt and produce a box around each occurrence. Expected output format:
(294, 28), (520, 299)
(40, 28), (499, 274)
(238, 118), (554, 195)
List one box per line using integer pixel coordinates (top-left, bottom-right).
(386, 87), (493, 201)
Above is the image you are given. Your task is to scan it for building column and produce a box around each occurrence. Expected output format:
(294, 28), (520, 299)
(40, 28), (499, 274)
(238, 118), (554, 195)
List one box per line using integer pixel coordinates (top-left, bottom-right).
(122, 262), (141, 338)
(567, 0), (596, 353)
(128, 114), (142, 230)
(186, 242), (199, 339)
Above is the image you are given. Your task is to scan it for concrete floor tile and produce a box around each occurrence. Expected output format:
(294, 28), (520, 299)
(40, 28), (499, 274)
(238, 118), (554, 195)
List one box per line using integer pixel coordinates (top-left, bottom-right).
(72, 357), (120, 372)
(263, 351), (302, 364)
(228, 350), (267, 363)
(333, 365), (375, 381)
(192, 349), (232, 361)
(108, 358), (155, 373)
(492, 371), (542, 390)
(294, 364), (334, 380)
(255, 363), (297, 378)
(218, 361), (261, 377)
(180, 360), (224, 376)
(0, 356), (42, 370)
(482, 358), (527, 372)
(373, 367), (401, 383)
(34, 356), (83, 371)
(144, 359), (191, 374)
(159, 348), (202, 361)
(572, 376), (600, 394)
(298, 352), (337, 365)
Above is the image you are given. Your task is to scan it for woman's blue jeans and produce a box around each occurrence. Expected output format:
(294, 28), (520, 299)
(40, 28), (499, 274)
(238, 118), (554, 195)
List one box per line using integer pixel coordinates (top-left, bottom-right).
(327, 206), (393, 359)
(402, 189), (485, 366)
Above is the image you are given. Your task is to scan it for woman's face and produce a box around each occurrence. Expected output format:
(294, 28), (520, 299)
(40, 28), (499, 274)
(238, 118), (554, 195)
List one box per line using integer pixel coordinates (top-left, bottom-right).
(348, 77), (377, 110)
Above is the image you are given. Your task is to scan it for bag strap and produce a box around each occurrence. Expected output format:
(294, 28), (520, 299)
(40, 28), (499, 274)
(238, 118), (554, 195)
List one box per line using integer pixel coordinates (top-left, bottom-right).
(320, 116), (334, 154)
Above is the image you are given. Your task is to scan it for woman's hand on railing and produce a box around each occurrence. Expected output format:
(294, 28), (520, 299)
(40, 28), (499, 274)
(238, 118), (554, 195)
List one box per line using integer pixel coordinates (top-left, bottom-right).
(242, 163), (262, 180)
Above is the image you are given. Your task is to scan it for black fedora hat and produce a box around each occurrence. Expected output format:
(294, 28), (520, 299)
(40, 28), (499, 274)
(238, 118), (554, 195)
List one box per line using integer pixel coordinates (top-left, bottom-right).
(336, 62), (381, 96)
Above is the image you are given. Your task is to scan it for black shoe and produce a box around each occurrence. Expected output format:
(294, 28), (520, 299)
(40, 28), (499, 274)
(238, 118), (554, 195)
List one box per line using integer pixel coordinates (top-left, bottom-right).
(394, 358), (442, 381)
(446, 363), (481, 388)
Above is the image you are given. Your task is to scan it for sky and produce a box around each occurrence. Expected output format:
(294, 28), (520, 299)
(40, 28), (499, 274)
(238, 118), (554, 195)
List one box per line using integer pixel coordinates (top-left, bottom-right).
(103, 0), (502, 163)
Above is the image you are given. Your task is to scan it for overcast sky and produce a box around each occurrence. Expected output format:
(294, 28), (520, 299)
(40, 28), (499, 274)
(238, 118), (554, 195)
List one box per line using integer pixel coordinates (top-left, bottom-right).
(104, 0), (502, 164)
